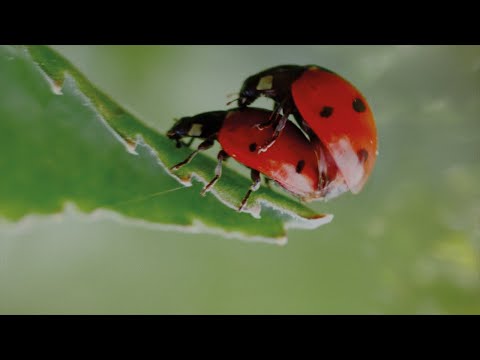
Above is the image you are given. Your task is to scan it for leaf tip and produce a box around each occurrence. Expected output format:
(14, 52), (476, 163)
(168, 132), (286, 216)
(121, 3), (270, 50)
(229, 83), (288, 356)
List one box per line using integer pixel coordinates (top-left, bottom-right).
(275, 236), (288, 246)
(310, 213), (334, 221)
(285, 212), (334, 230)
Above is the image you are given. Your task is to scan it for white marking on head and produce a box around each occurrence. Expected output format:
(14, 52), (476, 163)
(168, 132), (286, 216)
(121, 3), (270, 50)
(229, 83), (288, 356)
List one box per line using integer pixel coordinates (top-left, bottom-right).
(256, 75), (273, 91)
(188, 123), (203, 137)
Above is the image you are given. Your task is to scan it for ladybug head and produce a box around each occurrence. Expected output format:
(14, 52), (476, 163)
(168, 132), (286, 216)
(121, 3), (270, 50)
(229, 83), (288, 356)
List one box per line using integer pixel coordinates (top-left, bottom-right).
(237, 74), (260, 108)
(167, 116), (194, 141)
(167, 111), (227, 147)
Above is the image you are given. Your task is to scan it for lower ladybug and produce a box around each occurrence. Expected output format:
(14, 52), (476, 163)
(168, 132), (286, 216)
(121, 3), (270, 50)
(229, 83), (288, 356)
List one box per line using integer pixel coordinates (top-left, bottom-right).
(237, 65), (378, 194)
(167, 108), (348, 211)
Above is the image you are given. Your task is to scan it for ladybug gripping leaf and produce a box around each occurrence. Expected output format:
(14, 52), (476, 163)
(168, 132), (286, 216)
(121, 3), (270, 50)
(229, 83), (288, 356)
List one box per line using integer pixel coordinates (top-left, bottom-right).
(167, 108), (347, 211)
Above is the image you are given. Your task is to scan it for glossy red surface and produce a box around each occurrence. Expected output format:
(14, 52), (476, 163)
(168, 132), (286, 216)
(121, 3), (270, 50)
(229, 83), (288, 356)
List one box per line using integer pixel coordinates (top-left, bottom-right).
(292, 67), (378, 193)
(218, 108), (320, 199)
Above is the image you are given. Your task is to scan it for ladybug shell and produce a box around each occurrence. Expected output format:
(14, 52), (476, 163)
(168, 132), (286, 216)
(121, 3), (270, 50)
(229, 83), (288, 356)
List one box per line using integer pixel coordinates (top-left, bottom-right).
(310, 136), (349, 200)
(291, 67), (378, 194)
(218, 108), (320, 200)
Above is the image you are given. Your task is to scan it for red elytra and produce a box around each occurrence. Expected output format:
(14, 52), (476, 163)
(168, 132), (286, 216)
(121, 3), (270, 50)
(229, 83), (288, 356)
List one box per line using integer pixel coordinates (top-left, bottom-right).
(167, 107), (348, 210)
(237, 65), (378, 195)
(290, 67), (377, 193)
(218, 109), (322, 200)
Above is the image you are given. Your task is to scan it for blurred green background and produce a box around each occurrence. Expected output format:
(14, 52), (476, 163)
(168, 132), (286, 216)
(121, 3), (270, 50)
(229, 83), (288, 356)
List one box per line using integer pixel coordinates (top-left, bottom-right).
(0, 45), (479, 314)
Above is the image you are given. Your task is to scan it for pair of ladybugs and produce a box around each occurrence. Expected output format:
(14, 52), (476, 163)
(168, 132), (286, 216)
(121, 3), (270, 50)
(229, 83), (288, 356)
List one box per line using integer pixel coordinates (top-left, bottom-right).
(167, 65), (378, 211)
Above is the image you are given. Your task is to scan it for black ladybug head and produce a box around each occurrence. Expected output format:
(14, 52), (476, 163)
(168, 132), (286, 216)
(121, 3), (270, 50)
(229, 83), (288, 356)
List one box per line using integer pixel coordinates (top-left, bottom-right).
(167, 116), (196, 148)
(237, 75), (259, 108)
(167, 111), (227, 147)
(167, 116), (194, 140)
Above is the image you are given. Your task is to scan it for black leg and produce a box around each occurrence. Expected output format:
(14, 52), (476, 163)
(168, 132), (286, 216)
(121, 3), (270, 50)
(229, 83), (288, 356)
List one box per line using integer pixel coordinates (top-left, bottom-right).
(238, 169), (261, 212)
(257, 99), (294, 153)
(200, 150), (229, 196)
(264, 177), (272, 189)
(175, 137), (194, 149)
(257, 114), (288, 153)
(184, 137), (194, 147)
(170, 138), (214, 171)
(254, 102), (283, 130)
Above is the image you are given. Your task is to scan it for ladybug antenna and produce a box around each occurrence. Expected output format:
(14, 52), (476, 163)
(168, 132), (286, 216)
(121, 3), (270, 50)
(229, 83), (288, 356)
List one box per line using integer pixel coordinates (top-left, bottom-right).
(226, 92), (240, 106)
(226, 98), (240, 106)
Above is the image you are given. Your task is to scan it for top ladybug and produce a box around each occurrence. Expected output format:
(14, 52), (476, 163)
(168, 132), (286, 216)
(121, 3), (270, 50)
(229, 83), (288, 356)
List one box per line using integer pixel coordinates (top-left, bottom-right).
(237, 65), (378, 194)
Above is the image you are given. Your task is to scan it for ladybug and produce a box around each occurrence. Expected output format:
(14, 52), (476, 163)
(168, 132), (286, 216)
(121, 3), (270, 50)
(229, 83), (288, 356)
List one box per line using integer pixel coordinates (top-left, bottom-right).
(167, 108), (347, 211)
(237, 65), (378, 194)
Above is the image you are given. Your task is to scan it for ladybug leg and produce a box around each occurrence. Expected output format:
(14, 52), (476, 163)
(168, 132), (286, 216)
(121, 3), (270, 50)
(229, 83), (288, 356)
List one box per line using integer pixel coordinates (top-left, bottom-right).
(254, 102), (282, 130)
(184, 137), (194, 147)
(257, 114), (289, 153)
(175, 137), (194, 149)
(200, 150), (229, 196)
(170, 137), (215, 171)
(238, 169), (261, 212)
(257, 99), (294, 153)
(264, 177), (272, 189)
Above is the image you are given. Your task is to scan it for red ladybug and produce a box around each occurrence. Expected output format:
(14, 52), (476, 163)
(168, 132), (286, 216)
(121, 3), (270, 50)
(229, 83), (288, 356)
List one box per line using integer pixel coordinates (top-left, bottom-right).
(167, 108), (346, 211)
(237, 65), (378, 194)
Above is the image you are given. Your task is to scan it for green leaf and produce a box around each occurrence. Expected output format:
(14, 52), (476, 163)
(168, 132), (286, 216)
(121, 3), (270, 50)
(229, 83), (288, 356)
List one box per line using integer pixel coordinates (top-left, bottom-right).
(0, 45), (332, 244)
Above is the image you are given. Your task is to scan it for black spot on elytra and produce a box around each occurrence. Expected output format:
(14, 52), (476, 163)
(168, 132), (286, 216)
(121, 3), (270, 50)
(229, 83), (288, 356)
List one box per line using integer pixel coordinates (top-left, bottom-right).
(357, 149), (369, 163)
(353, 98), (366, 113)
(320, 106), (333, 118)
(249, 143), (257, 152)
(296, 160), (305, 174)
